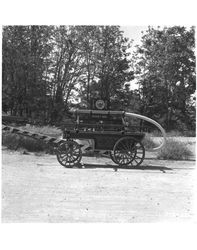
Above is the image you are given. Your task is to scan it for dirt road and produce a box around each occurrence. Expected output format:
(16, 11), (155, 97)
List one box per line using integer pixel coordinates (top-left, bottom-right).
(2, 149), (196, 222)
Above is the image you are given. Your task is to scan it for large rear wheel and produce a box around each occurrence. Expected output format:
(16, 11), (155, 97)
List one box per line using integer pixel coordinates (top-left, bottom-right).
(113, 137), (145, 167)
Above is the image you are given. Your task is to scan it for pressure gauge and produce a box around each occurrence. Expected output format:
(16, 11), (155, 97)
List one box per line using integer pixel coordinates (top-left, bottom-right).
(95, 99), (105, 110)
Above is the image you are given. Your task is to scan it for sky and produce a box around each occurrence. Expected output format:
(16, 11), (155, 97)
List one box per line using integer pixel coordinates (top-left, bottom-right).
(121, 26), (148, 46)
(120, 26), (149, 89)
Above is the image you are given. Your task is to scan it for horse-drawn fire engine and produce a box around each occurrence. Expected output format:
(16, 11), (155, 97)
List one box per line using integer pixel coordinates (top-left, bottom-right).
(56, 99), (166, 168)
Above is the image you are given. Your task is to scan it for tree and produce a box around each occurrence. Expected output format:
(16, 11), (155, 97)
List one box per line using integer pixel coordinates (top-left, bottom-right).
(76, 26), (134, 110)
(133, 26), (196, 130)
(2, 26), (53, 120)
(2, 25), (137, 123)
(47, 26), (86, 122)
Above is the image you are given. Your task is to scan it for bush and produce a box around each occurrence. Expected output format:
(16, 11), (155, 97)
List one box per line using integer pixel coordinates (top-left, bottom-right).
(149, 130), (196, 137)
(2, 125), (63, 154)
(142, 134), (157, 149)
(2, 132), (54, 153)
(165, 130), (184, 137)
(181, 130), (196, 137)
(157, 138), (193, 160)
(19, 125), (62, 137)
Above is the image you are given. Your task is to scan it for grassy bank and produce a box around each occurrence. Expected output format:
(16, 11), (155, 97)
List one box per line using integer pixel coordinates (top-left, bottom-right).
(2, 125), (62, 153)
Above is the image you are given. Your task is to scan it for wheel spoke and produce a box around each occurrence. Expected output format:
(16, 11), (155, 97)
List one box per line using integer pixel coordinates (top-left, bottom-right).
(125, 140), (131, 151)
(120, 141), (128, 151)
(61, 154), (68, 161)
(134, 159), (139, 164)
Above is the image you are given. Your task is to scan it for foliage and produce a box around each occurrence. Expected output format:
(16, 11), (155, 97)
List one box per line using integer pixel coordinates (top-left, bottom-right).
(133, 26), (196, 131)
(2, 125), (62, 153)
(2, 132), (53, 153)
(19, 125), (62, 137)
(76, 26), (134, 110)
(2, 25), (135, 121)
(150, 130), (196, 137)
(142, 134), (157, 149)
(157, 138), (193, 160)
(2, 26), (53, 120)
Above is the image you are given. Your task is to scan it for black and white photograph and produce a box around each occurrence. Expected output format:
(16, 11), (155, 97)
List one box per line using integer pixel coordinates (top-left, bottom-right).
(0, 0), (196, 249)
(2, 24), (196, 223)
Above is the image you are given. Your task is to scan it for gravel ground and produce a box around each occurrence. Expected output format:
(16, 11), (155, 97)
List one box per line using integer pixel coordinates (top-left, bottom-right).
(2, 146), (196, 223)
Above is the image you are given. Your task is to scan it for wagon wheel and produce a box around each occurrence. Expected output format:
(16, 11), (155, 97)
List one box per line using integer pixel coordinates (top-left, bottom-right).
(113, 137), (145, 167)
(130, 140), (145, 167)
(110, 150), (126, 164)
(56, 140), (82, 167)
(110, 151), (117, 164)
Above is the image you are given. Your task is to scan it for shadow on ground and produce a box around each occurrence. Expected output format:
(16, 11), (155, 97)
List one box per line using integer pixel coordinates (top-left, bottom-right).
(75, 163), (172, 172)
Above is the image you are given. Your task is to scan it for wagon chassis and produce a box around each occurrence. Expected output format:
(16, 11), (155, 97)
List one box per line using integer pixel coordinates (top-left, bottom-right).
(56, 110), (146, 168)
(56, 135), (145, 168)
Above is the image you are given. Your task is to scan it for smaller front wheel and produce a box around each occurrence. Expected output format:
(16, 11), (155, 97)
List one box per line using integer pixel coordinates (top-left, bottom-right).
(56, 140), (82, 167)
